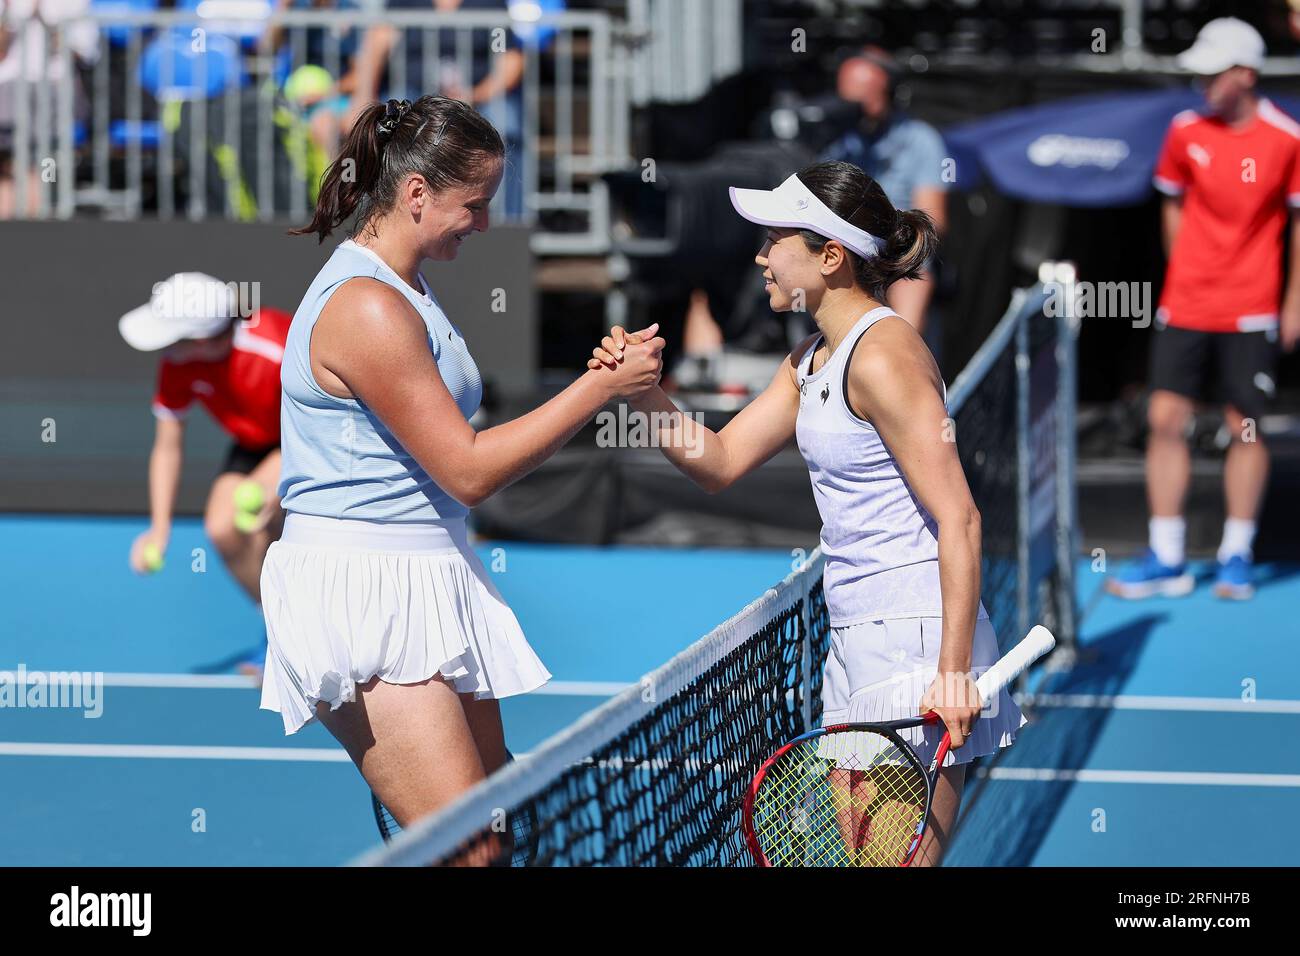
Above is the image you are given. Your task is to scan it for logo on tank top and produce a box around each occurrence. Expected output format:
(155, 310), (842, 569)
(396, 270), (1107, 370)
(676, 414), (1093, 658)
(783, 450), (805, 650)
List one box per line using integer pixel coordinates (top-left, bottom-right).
(820, 383), (830, 405)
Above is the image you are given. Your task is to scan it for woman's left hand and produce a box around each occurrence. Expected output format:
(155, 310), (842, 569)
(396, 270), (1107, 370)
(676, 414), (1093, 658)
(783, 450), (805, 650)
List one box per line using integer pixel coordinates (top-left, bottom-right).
(588, 324), (659, 371)
(919, 670), (983, 750)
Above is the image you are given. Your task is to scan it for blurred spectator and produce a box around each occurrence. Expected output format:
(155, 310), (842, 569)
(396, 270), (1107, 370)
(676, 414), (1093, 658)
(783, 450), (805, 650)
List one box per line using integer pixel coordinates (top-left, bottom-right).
(820, 47), (949, 335)
(0, 0), (98, 218)
(263, 0), (364, 156)
(344, 0), (527, 217)
(679, 47), (949, 369)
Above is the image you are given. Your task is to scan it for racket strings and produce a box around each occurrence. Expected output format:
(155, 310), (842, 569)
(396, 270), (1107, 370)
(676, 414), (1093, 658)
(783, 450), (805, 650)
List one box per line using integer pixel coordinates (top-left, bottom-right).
(752, 730), (929, 866)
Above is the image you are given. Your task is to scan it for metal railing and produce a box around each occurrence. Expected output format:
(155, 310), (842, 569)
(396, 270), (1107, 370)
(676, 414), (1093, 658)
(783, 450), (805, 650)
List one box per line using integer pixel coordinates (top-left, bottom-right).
(623, 0), (743, 105)
(5, 6), (633, 253)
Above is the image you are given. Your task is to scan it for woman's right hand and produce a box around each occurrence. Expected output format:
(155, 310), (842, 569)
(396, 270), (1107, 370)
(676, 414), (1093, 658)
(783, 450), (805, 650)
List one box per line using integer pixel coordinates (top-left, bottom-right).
(595, 324), (665, 398)
(129, 528), (168, 575)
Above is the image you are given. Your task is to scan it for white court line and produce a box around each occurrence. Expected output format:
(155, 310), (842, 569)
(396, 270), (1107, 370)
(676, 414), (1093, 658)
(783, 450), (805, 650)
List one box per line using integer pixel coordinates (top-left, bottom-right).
(6, 742), (1298, 786)
(0, 742), (350, 762)
(983, 767), (1300, 788)
(20, 672), (631, 697)
(1022, 694), (1300, 714)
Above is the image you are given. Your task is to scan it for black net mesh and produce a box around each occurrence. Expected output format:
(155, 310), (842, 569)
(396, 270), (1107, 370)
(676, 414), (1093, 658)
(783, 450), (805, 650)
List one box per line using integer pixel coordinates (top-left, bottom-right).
(366, 560), (829, 866)
(954, 336), (1021, 653)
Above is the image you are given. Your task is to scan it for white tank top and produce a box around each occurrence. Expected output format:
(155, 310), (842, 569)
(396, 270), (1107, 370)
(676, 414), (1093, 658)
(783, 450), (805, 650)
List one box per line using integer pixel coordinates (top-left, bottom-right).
(795, 307), (950, 627)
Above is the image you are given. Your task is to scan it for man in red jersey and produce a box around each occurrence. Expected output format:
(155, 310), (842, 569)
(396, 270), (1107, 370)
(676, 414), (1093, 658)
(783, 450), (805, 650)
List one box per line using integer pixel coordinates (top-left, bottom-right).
(1109, 18), (1300, 602)
(119, 273), (292, 674)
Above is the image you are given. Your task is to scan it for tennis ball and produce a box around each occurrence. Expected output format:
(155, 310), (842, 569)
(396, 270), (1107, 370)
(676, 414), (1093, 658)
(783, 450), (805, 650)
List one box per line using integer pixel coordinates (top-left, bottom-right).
(284, 65), (333, 107)
(142, 543), (164, 573)
(234, 480), (266, 514)
(233, 480), (266, 534)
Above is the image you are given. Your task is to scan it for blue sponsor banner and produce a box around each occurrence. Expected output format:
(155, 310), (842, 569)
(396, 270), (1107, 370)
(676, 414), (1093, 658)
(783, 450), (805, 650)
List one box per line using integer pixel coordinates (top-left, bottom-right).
(943, 89), (1300, 207)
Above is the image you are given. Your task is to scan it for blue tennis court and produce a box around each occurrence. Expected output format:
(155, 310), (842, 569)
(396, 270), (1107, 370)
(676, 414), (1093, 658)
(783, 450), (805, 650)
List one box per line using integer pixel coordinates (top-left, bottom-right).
(1, 513), (1295, 866)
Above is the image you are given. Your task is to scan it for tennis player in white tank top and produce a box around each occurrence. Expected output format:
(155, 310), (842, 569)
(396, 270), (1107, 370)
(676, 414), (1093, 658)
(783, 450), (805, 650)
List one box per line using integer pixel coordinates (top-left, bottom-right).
(591, 161), (1025, 866)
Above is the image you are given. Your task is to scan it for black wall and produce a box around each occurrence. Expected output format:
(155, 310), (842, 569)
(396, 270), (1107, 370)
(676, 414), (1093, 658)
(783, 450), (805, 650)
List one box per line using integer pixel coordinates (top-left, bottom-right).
(0, 220), (535, 514)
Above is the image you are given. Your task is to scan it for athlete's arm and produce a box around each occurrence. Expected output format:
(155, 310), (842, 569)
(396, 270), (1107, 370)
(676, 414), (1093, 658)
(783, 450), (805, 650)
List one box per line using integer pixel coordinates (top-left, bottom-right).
(148, 416), (184, 528)
(845, 327), (982, 675)
(1161, 195), (1183, 260)
(1282, 212), (1300, 353)
(342, 24), (396, 123)
(315, 279), (663, 508)
(130, 416), (183, 572)
(472, 49), (525, 104)
(588, 330), (811, 493)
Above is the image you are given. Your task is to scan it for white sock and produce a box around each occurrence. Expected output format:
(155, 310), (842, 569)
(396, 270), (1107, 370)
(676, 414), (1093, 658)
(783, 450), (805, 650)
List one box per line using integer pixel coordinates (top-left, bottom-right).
(1149, 516), (1186, 568)
(1217, 518), (1256, 564)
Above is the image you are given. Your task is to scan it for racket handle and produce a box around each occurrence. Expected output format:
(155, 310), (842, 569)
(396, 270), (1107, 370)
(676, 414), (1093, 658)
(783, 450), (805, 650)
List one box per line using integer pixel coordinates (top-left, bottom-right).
(975, 625), (1056, 702)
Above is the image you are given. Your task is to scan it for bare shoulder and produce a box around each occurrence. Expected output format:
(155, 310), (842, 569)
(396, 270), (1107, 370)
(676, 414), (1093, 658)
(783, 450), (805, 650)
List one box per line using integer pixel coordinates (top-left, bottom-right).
(849, 316), (944, 407)
(317, 277), (427, 357)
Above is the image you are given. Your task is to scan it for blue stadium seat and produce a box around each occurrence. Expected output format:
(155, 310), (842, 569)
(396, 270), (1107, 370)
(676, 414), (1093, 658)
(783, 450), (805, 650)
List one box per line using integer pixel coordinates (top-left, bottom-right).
(139, 27), (247, 101)
(508, 0), (565, 51)
(109, 119), (162, 148)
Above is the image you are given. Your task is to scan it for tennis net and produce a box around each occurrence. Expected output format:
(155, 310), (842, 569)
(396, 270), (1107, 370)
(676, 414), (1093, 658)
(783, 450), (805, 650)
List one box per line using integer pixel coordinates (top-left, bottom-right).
(356, 553), (831, 866)
(947, 280), (1078, 663)
(356, 277), (1078, 867)
(943, 273), (1080, 864)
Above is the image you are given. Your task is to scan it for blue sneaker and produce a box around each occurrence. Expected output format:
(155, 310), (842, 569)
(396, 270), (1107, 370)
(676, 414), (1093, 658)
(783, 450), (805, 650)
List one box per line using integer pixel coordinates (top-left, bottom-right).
(1213, 554), (1255, 601)
(1105, 548), (1195, 599)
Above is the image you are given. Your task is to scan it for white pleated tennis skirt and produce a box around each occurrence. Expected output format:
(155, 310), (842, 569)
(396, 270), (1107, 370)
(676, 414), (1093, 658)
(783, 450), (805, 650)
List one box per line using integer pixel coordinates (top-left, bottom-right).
(259, 513), (551, 735)
(819, 614), (1026, 769)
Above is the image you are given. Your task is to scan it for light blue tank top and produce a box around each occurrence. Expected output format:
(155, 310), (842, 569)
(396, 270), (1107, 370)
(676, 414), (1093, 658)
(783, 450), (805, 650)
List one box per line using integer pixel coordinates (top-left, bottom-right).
(278, 240), (483, 522)
(796, 308), (966, 627)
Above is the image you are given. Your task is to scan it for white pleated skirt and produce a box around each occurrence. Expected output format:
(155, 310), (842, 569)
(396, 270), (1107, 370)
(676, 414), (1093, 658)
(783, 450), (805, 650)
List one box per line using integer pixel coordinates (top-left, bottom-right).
(819, 614), (1025, 768)
(259, 513), (551, 735)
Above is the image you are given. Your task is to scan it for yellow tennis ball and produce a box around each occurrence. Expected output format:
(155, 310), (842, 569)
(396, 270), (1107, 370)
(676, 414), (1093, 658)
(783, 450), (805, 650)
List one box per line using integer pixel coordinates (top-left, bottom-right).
(233, 511), (261, 533)
(233, 480), (266, 534)
(284, 64), (333, 106)
(233, 480), (266, 515)
(142, 543), (164, 573)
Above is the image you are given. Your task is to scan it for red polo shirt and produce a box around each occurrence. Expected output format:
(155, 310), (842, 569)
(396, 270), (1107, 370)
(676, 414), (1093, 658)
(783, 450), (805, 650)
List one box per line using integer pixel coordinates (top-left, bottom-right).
(1153, 98), (1300, 333)
(152, 307), (291, 449)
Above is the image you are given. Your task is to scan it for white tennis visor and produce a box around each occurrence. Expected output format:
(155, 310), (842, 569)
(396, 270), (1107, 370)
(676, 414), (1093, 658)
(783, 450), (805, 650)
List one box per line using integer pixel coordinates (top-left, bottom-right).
(729, 173), (884, 259)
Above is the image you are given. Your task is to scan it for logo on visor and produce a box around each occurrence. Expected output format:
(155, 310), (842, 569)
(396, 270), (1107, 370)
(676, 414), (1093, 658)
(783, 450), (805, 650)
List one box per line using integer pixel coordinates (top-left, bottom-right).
(795, 198), (810, 210)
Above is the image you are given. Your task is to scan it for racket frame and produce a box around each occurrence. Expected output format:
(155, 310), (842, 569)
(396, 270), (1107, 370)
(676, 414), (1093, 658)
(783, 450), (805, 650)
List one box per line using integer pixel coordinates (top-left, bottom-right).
(743, 714), (944, 868)
(744, 625), (1056, 867)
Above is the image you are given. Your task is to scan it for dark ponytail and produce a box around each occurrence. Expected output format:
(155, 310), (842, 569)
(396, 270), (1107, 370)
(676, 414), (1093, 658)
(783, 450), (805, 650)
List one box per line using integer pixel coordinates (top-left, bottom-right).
(292, 95), (506, 243)
(793, 160), (939, 303)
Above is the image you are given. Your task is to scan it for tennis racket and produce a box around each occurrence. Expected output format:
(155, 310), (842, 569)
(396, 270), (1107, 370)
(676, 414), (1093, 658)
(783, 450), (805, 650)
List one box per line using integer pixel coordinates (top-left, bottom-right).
(743, 624), (1055, 867)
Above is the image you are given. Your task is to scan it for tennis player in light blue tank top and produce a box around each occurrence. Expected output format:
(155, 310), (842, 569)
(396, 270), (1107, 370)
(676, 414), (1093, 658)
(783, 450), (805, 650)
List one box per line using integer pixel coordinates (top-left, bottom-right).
(259, 96), (665, 837)
(589, 161), (1026, 866)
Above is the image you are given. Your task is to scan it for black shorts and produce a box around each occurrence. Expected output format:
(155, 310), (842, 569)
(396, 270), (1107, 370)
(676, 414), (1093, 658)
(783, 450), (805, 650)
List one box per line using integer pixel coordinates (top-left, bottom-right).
(220, 442), (280, 477)
(1149, 325), (1278, 421)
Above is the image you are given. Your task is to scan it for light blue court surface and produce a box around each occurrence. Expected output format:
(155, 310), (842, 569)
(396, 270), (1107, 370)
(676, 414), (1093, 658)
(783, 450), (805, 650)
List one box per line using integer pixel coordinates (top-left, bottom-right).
(2, 514), (1297, 866)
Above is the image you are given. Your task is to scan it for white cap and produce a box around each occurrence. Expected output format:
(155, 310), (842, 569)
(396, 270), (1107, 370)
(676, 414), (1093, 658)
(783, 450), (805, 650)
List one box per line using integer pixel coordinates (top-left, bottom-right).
(729, 173), (883, 259)
(118, 273), (236, 351)
(1177, 17), (1266, 75)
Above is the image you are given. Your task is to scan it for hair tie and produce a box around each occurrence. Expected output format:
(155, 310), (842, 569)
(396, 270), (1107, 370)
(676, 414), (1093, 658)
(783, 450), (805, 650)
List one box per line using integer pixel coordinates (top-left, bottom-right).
(376, 99), (412, 142)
